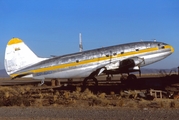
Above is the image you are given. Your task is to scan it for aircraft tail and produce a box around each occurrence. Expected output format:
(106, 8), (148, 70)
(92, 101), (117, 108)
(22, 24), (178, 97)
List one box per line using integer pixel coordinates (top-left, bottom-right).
(4, 38), (47, 75)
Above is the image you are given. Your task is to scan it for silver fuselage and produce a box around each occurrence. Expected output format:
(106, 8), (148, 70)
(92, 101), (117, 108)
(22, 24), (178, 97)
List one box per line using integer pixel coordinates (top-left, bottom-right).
(12, 41), (174, 79)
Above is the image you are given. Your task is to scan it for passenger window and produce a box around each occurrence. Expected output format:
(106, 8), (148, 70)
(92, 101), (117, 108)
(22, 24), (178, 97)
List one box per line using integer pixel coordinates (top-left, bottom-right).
(113, 53), (117, 56)
(161, 46), (165, 49)
(106, 54), (109, 57)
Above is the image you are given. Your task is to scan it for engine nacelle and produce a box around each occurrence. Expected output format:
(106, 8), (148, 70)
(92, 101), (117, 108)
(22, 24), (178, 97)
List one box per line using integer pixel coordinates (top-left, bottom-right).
(119, 57), (144, 69)
(105, 57), (144, 71)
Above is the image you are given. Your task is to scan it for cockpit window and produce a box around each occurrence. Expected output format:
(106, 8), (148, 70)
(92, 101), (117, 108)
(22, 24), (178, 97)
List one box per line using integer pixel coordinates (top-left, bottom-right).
(158, 43), (165, 49)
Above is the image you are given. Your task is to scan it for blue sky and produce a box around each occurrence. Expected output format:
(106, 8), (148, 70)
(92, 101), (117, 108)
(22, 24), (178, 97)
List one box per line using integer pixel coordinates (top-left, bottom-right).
(0, 0), (178, 69)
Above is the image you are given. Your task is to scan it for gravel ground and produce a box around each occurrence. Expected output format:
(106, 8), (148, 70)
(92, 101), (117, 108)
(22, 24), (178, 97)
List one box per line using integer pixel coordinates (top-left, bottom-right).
(0, 107), (179, 120)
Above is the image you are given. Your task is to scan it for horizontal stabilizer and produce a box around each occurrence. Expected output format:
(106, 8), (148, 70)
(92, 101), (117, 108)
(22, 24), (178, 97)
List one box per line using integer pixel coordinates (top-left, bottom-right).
(11, 73), (32, 79)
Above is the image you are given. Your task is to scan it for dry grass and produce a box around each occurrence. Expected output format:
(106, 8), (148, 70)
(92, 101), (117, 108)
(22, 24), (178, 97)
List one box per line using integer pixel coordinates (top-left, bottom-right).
(0, 85), (179, 108)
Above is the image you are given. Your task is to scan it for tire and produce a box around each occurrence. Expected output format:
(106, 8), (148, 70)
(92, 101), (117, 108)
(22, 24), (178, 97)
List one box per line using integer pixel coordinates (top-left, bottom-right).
(127, 74), (137, 80)
(83, 77), (98, 87)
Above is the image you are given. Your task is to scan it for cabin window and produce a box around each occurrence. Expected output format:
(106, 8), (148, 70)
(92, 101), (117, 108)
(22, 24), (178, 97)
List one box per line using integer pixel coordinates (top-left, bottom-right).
(76, 60), (79, 63)
(113, 53), (117, 56)
(106, 54), (109, 57)
(161, 46), (165, 49)
(121, 51), (124, 54)
(136, 49), (139, 51)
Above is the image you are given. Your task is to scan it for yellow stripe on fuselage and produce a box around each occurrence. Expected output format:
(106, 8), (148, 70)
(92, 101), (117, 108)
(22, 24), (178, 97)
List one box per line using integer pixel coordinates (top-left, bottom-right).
(10, 45), (172, 78)
(165, 45), (174, 53)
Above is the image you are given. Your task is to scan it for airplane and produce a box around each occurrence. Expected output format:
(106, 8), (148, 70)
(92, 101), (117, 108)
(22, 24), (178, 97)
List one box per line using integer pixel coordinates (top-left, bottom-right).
(4, 38), (174, 86)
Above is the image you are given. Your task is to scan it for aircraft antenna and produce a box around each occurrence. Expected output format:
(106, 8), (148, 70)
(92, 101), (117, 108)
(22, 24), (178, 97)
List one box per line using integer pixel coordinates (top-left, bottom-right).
(79, 33), (83, 52)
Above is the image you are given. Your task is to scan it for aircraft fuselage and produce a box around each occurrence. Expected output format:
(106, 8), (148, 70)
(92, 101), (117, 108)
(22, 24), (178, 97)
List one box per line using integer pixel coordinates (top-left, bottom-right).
(11, 41), (174, 79)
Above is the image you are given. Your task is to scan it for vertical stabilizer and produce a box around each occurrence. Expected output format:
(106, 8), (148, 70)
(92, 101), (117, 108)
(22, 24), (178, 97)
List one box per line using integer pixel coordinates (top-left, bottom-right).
(4, 38), (47, 75)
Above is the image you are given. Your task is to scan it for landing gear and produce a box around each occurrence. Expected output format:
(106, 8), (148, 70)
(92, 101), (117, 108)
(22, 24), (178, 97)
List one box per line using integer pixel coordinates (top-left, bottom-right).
(106, 74), (113, 81)
(127, 74), (137, 80)
(82, 77), (98, 93)
(38, 79), (45, 86)
(120, 74), (137, 85)
(51, 79), (61, 87)
(83, 77), (98, 87)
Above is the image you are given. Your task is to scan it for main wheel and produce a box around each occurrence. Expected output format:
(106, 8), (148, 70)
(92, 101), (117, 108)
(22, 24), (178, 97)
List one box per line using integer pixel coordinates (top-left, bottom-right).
(83, 77), (98, 87)
(127, 74), (137, 80)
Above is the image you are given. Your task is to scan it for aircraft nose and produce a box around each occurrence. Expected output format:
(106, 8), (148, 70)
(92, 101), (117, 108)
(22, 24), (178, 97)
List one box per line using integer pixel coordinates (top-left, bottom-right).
(170, 45), (174, 53)
(164, 44), (174, 53)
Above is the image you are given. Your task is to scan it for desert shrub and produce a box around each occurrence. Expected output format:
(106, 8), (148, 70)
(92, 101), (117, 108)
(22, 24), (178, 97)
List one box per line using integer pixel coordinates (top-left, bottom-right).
(49, 98), (55, 105)
(10, 96), (23, 106)
(54, 90), (60, 96)
(147, 102), (161, 108)
(75, 87), (81, 93)
(158, 100), (171, 108)
(126, 100), (139, 108)
(1, 95), (30, 106)
(160, 101), (164, 108)
(80, 88), (97, 100)
(0, 99), (4, 106)
(117, 99), (124, 107)
(0, 86), (31, 106)
(34, 99), (43, 107)
(101, 99), (110, 106)
(63, 91), (70, 99)
(22, 98), (31, 106)
(88, 98), (102, 106)
(98, 93), (106, 99)
(138, 100), (147, 108)
(170, 101), (175, 108)
(0, 87), (19, 98)
(55, 98), (75, 106)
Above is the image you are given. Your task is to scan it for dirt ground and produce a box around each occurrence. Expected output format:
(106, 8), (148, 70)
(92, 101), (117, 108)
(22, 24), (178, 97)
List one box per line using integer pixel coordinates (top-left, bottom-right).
(0, 106), (179, 120)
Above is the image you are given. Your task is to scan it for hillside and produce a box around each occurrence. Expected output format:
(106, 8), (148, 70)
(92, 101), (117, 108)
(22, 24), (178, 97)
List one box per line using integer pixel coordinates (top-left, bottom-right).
(141, 67), (178, 75)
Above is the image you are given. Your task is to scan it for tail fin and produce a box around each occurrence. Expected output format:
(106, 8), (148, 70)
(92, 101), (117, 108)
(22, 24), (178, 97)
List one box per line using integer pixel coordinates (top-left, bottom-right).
(4, 38), (47, 75)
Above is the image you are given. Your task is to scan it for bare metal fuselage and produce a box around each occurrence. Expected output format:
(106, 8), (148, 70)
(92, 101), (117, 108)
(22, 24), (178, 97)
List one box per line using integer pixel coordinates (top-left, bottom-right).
(12, 41), (174, 79)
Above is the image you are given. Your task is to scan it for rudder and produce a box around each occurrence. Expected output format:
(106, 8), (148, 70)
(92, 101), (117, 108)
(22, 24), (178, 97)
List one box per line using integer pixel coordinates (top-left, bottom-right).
(4, 38), (47, 75)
